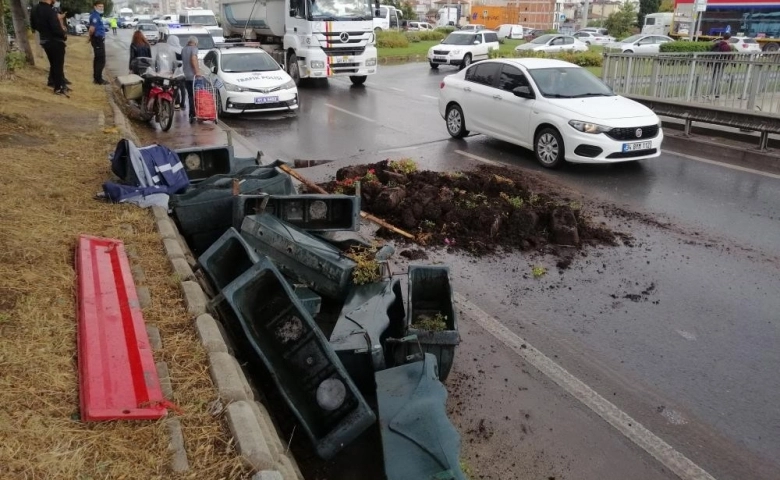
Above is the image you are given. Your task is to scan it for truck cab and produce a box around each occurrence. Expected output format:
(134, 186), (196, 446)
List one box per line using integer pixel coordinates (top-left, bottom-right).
(642, 12), (673, 35)
(178, 9), (224, 43)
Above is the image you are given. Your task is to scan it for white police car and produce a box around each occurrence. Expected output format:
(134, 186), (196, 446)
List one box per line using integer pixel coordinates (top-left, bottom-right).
(158, 23), (214, 60)
(203, 45), (299, 115)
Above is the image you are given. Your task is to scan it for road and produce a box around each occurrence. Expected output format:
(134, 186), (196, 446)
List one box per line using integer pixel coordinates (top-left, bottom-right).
(107, 31), (780, 480)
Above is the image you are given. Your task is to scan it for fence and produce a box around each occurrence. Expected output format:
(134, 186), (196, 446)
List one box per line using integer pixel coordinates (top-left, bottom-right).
(602, 52), (780, 114)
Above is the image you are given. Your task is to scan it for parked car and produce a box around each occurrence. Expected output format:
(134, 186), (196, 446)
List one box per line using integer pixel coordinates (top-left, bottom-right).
(438, 58), (663, 168)
(460, 24), (486, 32)
(523, 29), (546, 42)
(428, 30), (500, 70)
(136, 22), (159, 44)
(605, 34), (674, 54)
(203, 46), (299, 115)
(728, 36), (761, 53)
(572, 30), (615, 46)
(515, 34), (588, 53)
(497, 24), (524, 40)
(407, 21), (434, 31)
(579, 27), (609, 36)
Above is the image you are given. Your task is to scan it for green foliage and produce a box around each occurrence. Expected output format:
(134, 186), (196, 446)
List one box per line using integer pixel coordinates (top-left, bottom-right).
(513, 49), (603, 67)
(61, 0), (114, 17)
(436, 26), (456, 34)
(405, 32), (420, 42)
(417, 30), (445, 41)
(347, 247), (383, 285)
(544, 29), (558, 34)
(532, 265), (547, 278)
(499, 192), (524, 209)
(605, 1), (637, 39)
(384, 0), (415, 21)
(377, 30), (409, 48)
(488, 47), (502, 59)
(388, 158), (418, 174)
(659, 0), (674, 12)
(5, 51), (25, 72)
(413, 312), (448, 332)
(638, 0), (661, 31)
(659, 41), (719, 52)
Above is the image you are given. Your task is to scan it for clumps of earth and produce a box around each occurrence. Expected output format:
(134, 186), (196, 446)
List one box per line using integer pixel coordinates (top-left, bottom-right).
(317, 160), (624, 256)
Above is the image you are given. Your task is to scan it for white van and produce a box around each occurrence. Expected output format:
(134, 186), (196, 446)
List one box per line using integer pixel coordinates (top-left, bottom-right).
(374, 5), (402, 31)
(178, 9), (224, 43)
(497, 24), (524, 40)
(158, 23), (214, 60)
(642, 13), (673, 36)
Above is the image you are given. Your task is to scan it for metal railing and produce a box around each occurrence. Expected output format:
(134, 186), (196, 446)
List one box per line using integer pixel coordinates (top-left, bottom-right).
(602, 52), (780, 114)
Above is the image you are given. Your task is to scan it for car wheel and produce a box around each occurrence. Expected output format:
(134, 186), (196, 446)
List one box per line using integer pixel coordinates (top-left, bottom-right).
(535, 127), (565, 168)
(445, 104), (469, 139)
(429, 62), (439, 69)
(459, 53), (472, 70)
(624, 49), (633, 54)
(287, 53), (301, 86)
(216, 91), (225, 118)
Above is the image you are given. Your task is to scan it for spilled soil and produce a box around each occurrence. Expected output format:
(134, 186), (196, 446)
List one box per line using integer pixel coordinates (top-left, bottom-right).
(316, 161), (627, 257)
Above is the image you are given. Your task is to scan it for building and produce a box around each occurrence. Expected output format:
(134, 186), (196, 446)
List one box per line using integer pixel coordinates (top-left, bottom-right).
(469, 0), (557, 29)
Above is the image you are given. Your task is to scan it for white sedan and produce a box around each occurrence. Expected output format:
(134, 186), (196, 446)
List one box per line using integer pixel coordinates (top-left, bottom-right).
(515, 34), (589, 53)
(729, 36), (761, 53)
(572, 30), (615, 46)
(438, 58), (663, 168)
(605, 34), (674, 54)
(203, 46), (299, 115)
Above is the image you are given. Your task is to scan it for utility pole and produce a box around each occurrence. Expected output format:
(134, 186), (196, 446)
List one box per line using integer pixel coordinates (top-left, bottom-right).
(581, 0), (590, 29)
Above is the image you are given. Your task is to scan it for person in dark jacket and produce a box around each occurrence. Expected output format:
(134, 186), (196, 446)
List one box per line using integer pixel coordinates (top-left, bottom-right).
(30, 0), (69, 96)
(129, 31), (152, 74)
(711, 33), (734, 98)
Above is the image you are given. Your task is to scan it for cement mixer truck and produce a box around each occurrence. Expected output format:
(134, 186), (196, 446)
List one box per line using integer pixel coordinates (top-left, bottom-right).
(220, 0), (378, 86)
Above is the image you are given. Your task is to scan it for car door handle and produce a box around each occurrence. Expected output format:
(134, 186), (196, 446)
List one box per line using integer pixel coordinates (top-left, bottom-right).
(492, 95), (502, 100)
(464, 87), (471, 92)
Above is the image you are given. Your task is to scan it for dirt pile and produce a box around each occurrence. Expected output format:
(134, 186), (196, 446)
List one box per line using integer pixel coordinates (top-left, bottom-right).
(318, 160), (623, 255)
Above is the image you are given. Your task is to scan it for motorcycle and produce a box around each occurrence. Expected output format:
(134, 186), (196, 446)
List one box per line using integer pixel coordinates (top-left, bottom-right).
(130, 57), (184, 132)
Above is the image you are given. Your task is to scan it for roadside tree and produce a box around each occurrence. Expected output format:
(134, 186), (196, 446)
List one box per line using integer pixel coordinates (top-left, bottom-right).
(605, 2), (637, 39)
(9, 0), (34, 65)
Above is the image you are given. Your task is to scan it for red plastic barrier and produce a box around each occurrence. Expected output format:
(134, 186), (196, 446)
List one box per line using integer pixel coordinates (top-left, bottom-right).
(76, 235), (167, 421)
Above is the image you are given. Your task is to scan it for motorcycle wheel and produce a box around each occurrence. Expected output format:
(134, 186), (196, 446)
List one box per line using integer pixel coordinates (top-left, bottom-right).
(139, 95), (154, 121)
(157, 99), (174, 132)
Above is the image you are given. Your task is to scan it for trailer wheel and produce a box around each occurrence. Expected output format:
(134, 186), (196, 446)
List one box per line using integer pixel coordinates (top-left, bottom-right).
(350, 75), (367, 86)
(763, 42), (779, 52)
(287, 53), (301, 86)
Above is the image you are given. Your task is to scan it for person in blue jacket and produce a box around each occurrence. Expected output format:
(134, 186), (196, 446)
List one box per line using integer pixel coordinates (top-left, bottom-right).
(87, 0), (108, 85)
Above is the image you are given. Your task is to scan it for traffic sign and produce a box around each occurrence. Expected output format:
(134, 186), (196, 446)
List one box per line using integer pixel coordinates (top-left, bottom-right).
(694, 0), (707, 12)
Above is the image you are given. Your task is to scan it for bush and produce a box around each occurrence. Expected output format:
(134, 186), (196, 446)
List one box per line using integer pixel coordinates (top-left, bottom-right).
(377, 31), (409, 48)
(405, 32), (421, 43)
(659, 41), (715, 53)
(5, 51), (26, 72)
(513, 49), (603, 67)
(436, 26), (456, 34)
(418, 30), (445, 41)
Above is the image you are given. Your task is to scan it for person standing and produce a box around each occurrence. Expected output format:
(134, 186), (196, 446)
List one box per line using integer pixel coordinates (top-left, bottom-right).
(180, 36), (200, 122)
(87, 1), (108, 85)
(110, 17), (118, 36)
(30, 0), (69, 96)
(710, 33), (733, 98)
(128, 31), (152, 74)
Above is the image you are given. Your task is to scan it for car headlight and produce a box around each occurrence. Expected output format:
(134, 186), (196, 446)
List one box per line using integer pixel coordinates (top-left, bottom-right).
(568, 120), (612, 134)
(281, 79), (296, 90)
(365, 57), (376, 67)
(451, 49), (461, 55)
(311, 60), (325, 69)
(224, 82), (244, 92)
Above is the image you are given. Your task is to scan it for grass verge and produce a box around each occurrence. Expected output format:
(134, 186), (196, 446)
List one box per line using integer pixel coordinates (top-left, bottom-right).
(0, 40), (246, 479)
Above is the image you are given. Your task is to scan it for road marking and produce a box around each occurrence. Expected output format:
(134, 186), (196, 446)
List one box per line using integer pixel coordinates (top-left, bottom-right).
(422, 94), (438, 100)
(455, 292), (717, 480)
(455, 149), (501, 166)
(324, 103), (375, 123)
(388, 86), (404, 92)
(670, 151), (780, 180)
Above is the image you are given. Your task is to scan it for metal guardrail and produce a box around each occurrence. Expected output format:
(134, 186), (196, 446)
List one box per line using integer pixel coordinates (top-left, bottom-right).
(602, 52), (780, 150)
(602, 52), (780, 114)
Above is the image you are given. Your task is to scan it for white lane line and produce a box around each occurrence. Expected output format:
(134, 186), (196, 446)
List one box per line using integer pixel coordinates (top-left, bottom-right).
(388, 86), (405, 92)
(422, 94), (438, 100)
(669, 151), (780, 180)
(455, 149), (501, 166)
(324, 103), (376, 123)
(454, 293), (717, 480)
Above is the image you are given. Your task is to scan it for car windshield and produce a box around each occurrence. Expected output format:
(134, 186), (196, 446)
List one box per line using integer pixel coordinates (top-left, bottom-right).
(528, 67), (615, 98)
(221, 52), (280, 73)
(139, 24), (156, 31)
(308, 0), (373, 21)
(173, 34), (214, 49)
(531, 34), (555, 44)
(443, 33), (477, 45)
(620, 34), (643, 44)
(187, 15), (217, 26)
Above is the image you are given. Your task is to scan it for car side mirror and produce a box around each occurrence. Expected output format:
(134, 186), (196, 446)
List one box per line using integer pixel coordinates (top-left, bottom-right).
(474, 40), (480, 44)
(512, 86), (533, 98)
(211, 65), (217, 74)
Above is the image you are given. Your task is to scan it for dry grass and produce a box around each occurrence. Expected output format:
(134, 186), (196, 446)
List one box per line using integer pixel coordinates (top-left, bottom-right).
(0, 42), (247, 479)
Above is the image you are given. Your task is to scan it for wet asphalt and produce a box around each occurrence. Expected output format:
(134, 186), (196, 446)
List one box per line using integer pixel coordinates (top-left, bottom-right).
(107, 32), (780, 479)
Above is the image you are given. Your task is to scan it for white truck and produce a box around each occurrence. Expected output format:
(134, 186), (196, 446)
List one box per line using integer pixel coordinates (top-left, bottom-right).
(373, 5), (401, 31)
(119, 7), (133, 18)
(178, 8), (224, 43)
(437, 7), (457, 27)
(642, 12), (673, 35)
(220, 0), (378, 86)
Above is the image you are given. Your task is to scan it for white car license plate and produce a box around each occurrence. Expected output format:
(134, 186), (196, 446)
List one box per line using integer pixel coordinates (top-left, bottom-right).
(622, 141), (652, 152)
(434, 56), (447, 61)
(334, 56), (354, 64)
(254, 96), (279, 104)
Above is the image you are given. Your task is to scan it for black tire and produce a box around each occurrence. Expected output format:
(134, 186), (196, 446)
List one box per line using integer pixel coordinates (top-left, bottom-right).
(459, 53), (472, 70)
(287, 53), (301, 86)
(763, 42), (779, 52)
(216, 91), (225, 118)
(374, 27), (381, 32)
(349, 75), (367, 86)
(624, 49), (633, 54)
(429, 62), (439, 69)
(139, 95), (154, 121)
(158, 99), (174, 132)
(534, 127), (565, 168)
(445, 103), (469, 139)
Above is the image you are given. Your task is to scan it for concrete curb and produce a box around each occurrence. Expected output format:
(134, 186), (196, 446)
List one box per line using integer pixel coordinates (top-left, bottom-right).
(167, 418), (190, 473)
